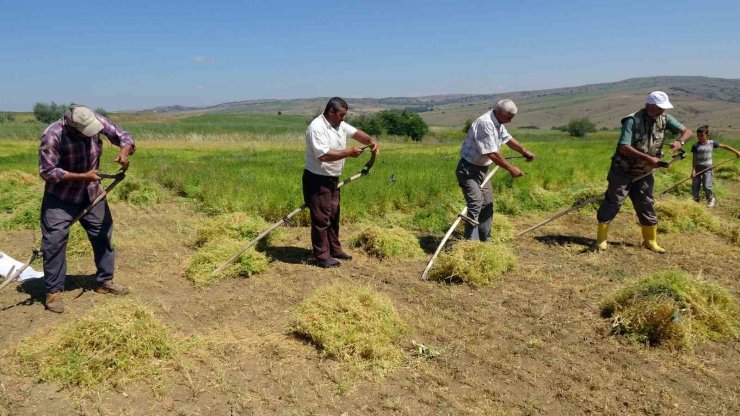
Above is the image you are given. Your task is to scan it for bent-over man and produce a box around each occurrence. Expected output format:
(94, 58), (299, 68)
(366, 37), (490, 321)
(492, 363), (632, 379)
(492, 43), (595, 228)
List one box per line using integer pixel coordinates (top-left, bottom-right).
(595, 91), (692, 253)
(456, 99), (535, 241)
(39, 105), (135, 313)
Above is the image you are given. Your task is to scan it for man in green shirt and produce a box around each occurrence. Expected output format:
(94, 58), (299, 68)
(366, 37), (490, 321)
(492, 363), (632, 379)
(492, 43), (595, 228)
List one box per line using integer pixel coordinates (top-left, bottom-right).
(595, 91), (693, 253)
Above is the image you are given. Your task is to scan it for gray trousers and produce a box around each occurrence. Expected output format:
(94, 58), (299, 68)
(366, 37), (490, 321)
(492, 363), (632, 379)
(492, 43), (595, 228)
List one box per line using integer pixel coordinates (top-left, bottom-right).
(596, 165), (657, 226)
(455, 159), (494, 241)
(41, 192), (115, 294)
(692, 166), (714, 201)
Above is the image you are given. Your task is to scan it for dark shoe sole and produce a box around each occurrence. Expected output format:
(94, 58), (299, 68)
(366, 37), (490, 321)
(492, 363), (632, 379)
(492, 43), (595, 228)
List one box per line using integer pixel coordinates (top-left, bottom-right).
(317, 260), (341, 268)
(332, 253), (353, 261)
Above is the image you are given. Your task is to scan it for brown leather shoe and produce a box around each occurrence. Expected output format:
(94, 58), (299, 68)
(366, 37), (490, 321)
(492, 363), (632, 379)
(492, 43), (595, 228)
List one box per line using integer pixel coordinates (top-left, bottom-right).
(94, 281), (130, 296)
(45, 292), (64, 314)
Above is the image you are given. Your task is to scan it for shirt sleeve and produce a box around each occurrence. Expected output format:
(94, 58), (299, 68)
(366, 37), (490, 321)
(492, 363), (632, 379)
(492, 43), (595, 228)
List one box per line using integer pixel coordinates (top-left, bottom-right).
(500, 124), (512, 142)
(690, 143), (699, 153)
(618, 118), (634, 145)
(307, 128), (331, 159)
(98, 115), (136, 154)
(664, 114), (684, 134)
(341, 122), (358, 139)
(712, 141), (720, 148)
(38, 126), (68, 183)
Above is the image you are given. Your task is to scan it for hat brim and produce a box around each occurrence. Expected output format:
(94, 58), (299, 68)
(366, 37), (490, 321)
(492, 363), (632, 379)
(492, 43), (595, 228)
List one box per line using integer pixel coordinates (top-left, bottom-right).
(78, 118), (104, 136)
(655, 102), (673, 109)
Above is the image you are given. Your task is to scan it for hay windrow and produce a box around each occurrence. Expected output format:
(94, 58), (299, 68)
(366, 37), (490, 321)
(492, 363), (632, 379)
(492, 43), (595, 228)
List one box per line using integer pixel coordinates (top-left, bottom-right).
(350, 225), (424, 260)
(186, 238), (269, 287)
(193, 212), (273, 248)
(601, 270), (740, 349)
(655, 197), (719, 233)
(13, 299), (177, 388)
(291, 281), (409, 372)
(430, 241), (516, 286)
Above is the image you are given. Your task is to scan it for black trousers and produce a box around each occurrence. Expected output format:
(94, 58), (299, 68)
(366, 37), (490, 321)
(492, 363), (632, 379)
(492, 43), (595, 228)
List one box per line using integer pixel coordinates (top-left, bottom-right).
(302, 170), (343, 261)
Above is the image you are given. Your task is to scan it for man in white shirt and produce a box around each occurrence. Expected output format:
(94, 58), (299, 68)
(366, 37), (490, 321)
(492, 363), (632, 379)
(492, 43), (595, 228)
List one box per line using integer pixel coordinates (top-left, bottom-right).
(304, 97), (379, 268)
(457, 99), (535, 241)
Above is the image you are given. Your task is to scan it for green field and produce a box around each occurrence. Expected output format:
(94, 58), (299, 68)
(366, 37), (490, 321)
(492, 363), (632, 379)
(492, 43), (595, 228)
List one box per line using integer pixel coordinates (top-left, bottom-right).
(2, 113), (737, 234)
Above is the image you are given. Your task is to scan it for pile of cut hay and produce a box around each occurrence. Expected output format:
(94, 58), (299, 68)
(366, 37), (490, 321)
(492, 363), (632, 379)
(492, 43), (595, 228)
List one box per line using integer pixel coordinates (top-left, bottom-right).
(350, 225), (424, 260)
(430, 241), (516, 286)
(291, 281), (408, 371)
(186, 238), (269, 287)
(601, 270), (739, 349)
(186, 212), (272, 286)
(14, 299), (177, 388)
(655, 197), (719, 233)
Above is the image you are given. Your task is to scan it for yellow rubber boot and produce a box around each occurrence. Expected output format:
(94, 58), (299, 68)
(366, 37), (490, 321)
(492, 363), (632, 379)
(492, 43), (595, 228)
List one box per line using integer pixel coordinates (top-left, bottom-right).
(596, 223), (609, 250)
(641, 225), (665, 253)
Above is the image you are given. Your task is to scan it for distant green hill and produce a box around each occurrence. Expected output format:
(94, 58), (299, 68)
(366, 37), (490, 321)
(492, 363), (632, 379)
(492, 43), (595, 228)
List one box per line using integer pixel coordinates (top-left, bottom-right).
(137, 76), (740, 134)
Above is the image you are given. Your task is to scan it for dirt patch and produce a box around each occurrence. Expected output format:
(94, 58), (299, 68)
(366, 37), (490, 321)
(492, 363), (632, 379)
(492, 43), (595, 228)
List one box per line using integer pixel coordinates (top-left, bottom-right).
(1, 185), (739, 415)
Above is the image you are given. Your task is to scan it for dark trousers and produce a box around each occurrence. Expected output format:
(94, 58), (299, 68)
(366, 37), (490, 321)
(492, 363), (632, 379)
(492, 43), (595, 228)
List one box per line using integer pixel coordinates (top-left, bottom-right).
(302, 170), (343, 261)
(596, 165), (657, 226)
(41, 192), (115, 294)
(455, 159), (494, 241)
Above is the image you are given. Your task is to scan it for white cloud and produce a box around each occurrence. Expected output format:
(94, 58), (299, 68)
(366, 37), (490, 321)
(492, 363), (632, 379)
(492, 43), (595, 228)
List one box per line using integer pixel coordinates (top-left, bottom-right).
(192, 56), (213, 64)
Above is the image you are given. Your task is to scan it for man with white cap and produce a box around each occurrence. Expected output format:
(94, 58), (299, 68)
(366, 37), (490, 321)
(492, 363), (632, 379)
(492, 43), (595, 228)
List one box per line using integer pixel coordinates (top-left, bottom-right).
(595, 91), (692, 253)
(38, 105), (135, 313)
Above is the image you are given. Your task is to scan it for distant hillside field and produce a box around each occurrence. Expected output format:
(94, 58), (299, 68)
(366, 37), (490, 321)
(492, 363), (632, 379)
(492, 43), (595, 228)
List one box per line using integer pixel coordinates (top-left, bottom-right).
(132, 76), (740, 134)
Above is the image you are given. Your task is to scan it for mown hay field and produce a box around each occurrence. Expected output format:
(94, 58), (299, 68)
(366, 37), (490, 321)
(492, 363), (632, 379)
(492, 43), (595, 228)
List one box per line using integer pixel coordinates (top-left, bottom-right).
(1, 113), (739, 415)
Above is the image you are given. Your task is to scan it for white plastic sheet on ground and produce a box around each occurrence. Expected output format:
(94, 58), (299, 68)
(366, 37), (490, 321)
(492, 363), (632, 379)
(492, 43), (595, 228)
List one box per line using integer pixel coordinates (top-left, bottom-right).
(0, 252), (44, 281)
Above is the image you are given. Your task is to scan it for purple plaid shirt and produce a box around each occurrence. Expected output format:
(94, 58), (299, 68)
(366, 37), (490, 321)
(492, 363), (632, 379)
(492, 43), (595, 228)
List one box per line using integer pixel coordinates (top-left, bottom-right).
(39, 114), (136, 204)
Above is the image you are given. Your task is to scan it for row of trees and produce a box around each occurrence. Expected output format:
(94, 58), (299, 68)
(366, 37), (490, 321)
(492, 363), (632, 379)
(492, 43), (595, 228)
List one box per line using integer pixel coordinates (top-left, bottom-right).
(33, 102), (108, 123)
(350, 110), (429, 141)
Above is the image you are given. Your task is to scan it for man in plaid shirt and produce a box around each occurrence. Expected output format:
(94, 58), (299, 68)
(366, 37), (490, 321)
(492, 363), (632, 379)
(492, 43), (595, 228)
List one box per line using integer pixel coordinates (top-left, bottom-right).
(456, 99), (535, 241)
(38, 105), (135, 313)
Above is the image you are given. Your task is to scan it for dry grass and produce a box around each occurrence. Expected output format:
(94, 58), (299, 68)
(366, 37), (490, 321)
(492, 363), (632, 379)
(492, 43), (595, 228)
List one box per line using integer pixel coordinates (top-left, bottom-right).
(13, 299), (177, 388)
(601, 270), (740, 349)
(291, 281), (409, 372)
(655, 197), (719, 233)
(350, 225), (424, 260)
(186, 238), (269, 287)
(429, 241), (517, 286)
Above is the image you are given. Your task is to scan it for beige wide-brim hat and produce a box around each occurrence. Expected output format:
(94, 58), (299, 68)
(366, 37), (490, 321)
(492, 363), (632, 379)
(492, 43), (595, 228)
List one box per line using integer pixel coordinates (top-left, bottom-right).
(64, 105), (104, 136)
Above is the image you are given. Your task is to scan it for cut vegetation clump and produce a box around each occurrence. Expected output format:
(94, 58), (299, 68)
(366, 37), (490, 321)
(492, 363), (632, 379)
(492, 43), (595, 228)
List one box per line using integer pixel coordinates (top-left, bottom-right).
(186, 238), (269, 287)
(13, 299), (177, 388)
(193, 212), (273, 248)
(490, 214), (514, 243)
(108, 177), (166, 206)
(655, 197), (719, 233)
(350, 225), (424, 260)
(430, 241), (516, 286)
(601, 270), (739, 349)
(291, 281), (409, 372)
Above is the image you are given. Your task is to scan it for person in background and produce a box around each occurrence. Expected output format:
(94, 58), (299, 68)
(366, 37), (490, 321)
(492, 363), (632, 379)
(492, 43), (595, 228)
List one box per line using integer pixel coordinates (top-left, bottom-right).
(691, 125), (740, 207)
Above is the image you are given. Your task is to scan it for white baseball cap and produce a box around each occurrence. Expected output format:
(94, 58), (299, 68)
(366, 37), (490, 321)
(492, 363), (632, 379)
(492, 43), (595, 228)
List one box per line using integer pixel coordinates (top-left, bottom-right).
(64, 105), (103, 136)
(645, 91), (673, 109)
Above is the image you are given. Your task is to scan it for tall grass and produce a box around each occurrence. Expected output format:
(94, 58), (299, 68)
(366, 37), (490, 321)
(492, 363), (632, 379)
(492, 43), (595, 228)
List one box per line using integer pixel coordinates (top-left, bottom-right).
(2, 113), (737, 233)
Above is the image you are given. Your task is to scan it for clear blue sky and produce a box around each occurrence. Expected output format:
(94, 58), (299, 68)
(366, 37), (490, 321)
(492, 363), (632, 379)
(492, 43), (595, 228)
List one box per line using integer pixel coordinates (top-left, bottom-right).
(1, 0), (738, 111)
